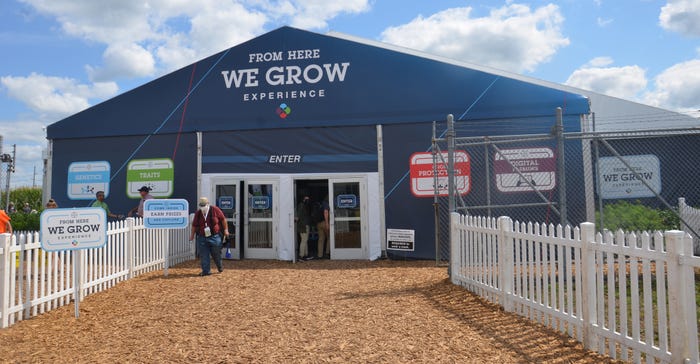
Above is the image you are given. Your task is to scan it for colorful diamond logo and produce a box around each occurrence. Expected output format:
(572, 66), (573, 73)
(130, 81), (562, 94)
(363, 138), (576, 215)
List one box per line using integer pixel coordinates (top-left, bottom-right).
(276, 103), (291, 119)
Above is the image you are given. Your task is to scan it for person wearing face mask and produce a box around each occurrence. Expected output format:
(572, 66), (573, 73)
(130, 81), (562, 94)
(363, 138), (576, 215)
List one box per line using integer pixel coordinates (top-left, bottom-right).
(189, 197), (229, 276)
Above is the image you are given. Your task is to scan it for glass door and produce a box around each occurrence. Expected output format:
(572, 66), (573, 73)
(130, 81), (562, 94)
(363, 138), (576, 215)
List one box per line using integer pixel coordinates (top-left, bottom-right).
(244, 180), (278, 259)
(330, 178), (366, 259)
(214, 182), (240, 260)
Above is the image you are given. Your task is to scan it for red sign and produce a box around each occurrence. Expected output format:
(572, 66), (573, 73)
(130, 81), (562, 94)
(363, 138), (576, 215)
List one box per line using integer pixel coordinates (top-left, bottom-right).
(494, 147), (556, 192)
(409, 151), (470, 197)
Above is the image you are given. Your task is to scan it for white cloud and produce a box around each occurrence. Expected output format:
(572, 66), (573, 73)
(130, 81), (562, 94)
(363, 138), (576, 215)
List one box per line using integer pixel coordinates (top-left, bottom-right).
(0, 119), (47, 145)
(87, 43), (156, 82)
(187, 3), (267, 58)
(379, 4), (569, 73)
(644, 59), (700, 110)
(565, 60), (648, 99)
(586, 56), (614, 67)
(597, 17), (613, 27)
(0, 73), (118, 119)
(20, 0), (155, 44)
(283, 0), (371, 29)
(20, 0), (371, 80)
(659, 0), (700, 37)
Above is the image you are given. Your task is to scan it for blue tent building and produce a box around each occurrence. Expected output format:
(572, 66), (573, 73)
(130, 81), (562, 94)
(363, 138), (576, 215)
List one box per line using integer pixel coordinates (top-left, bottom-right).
(46, 26), (591, 260)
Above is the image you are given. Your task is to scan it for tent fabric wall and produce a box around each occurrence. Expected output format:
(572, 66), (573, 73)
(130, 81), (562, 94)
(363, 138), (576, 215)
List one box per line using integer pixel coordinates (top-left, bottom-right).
(50, 133), (198, 215)
(202, 125), (378, 174)
(47, 27), (589, 140)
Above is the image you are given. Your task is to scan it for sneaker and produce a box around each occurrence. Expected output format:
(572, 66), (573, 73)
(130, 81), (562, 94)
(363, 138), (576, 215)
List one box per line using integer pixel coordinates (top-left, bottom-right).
(217, 267), (223, 273)
(198, 272), (211, 276)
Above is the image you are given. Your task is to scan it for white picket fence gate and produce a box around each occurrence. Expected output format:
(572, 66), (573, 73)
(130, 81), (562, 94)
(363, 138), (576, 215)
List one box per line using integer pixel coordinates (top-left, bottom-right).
(0, 217), (194, 328)
(451, 212), (700, 364)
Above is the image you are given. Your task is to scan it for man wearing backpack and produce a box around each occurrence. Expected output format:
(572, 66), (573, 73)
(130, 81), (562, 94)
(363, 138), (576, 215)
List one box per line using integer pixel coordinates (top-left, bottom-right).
(315, 195), (330, 259)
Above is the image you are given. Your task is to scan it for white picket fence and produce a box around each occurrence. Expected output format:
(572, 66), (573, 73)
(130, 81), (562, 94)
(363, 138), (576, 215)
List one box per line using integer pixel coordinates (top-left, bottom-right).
(0, 217), (194, 328)
(679, 197), (700, 255)
(451, 212), (700, 364)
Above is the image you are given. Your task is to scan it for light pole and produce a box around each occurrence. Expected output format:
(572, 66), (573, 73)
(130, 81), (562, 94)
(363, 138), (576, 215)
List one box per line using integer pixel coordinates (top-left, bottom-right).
(1, 144), (16, 211)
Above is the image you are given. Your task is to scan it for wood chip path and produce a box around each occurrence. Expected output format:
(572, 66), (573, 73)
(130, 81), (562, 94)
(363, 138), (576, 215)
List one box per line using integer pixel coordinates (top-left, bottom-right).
(0, 259), (619, 363)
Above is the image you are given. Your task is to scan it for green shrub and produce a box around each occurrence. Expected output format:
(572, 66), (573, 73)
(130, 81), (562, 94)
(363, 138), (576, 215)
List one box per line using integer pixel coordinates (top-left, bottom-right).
(0, 187), (43, 231)
(597, 200), (679, 232)
(1, 187), (42, 213)
(8, 211), (40, 231)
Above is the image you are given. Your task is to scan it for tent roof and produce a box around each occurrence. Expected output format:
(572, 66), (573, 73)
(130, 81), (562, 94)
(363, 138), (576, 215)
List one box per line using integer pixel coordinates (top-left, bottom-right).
(47, 26), (590, 140)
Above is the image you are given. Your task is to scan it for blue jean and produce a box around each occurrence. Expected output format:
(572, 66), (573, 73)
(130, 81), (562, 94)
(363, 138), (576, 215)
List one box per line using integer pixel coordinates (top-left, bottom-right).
(197, 233), (223, 274)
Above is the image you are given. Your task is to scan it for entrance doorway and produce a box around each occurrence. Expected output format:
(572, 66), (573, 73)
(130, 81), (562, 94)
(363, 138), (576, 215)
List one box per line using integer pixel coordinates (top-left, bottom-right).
(294, 179), (328, 260)
(294, 177), (367, 260)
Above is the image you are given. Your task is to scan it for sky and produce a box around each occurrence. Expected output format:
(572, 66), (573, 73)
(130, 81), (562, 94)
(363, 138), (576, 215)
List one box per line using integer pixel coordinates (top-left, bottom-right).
(1, 0), (699, 189)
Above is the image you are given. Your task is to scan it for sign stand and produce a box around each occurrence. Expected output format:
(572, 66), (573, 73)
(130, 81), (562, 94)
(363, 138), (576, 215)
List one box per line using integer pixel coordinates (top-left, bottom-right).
(163, 234), (169, 277)
(73, 250), (80, 318)
(142, 199), (189, 278)
(40, 207), (107, 320)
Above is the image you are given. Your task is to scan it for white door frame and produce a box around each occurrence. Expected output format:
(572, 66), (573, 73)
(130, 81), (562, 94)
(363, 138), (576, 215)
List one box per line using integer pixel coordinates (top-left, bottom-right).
(208, 177), (241, 260)
(329, 177), (368, 260)
(203, 173), (379, 261)
(243, 179), (279, 259)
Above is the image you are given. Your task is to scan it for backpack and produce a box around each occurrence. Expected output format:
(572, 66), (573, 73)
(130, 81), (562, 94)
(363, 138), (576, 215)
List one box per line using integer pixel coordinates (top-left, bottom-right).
(310, 201), (324, 224)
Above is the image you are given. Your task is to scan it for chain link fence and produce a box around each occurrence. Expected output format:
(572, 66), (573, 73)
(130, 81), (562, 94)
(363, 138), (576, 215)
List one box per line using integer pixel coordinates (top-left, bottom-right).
(432, 112), (700, 264)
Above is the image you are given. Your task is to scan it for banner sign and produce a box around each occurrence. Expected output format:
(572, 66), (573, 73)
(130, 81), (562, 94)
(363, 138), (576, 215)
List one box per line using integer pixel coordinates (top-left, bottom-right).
(40, 208), (107, 252)
(143, 199), (190, 229)
(494, 147), (556, 193)
(126, 158), (174, 198)
(67, 161), (110, 200)
(598, 154), (661, 199)
(410, 151), (471, 197)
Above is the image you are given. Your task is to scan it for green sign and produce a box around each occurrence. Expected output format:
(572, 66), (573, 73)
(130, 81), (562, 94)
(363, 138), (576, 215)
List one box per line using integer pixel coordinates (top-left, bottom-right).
(126, 158), (174, 198)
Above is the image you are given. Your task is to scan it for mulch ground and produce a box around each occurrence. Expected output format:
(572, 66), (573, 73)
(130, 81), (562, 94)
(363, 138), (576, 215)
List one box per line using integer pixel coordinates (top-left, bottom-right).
(0, 259), (619, 363)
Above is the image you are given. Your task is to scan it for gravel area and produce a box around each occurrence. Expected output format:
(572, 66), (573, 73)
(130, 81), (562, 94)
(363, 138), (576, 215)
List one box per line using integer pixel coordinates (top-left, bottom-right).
(0, 259), (619, 363)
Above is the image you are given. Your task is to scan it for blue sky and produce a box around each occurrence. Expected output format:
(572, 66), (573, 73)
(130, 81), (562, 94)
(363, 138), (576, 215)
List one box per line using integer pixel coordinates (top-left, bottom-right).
(1, 0), (699, 188)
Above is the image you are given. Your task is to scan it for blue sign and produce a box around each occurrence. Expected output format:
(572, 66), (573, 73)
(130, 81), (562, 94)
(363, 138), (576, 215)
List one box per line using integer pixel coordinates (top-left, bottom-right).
(251, 196), (270, 209)
(336, 194), (357, 208)
(218, 196), (234, 209)
(143, 199), (189, 229)
(67, 161), (111, 200)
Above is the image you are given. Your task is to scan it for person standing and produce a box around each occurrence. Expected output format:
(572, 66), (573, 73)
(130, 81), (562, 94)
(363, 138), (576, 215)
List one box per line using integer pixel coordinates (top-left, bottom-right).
(45, 199), (58, 208)
(189, 197), (229, 276)
(295, 194), (313, 260)
(316, 195), (330, 259)
(128, 186), (154, 218)
(0, 209), (12, 234)
(91, 191), (124, 219)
